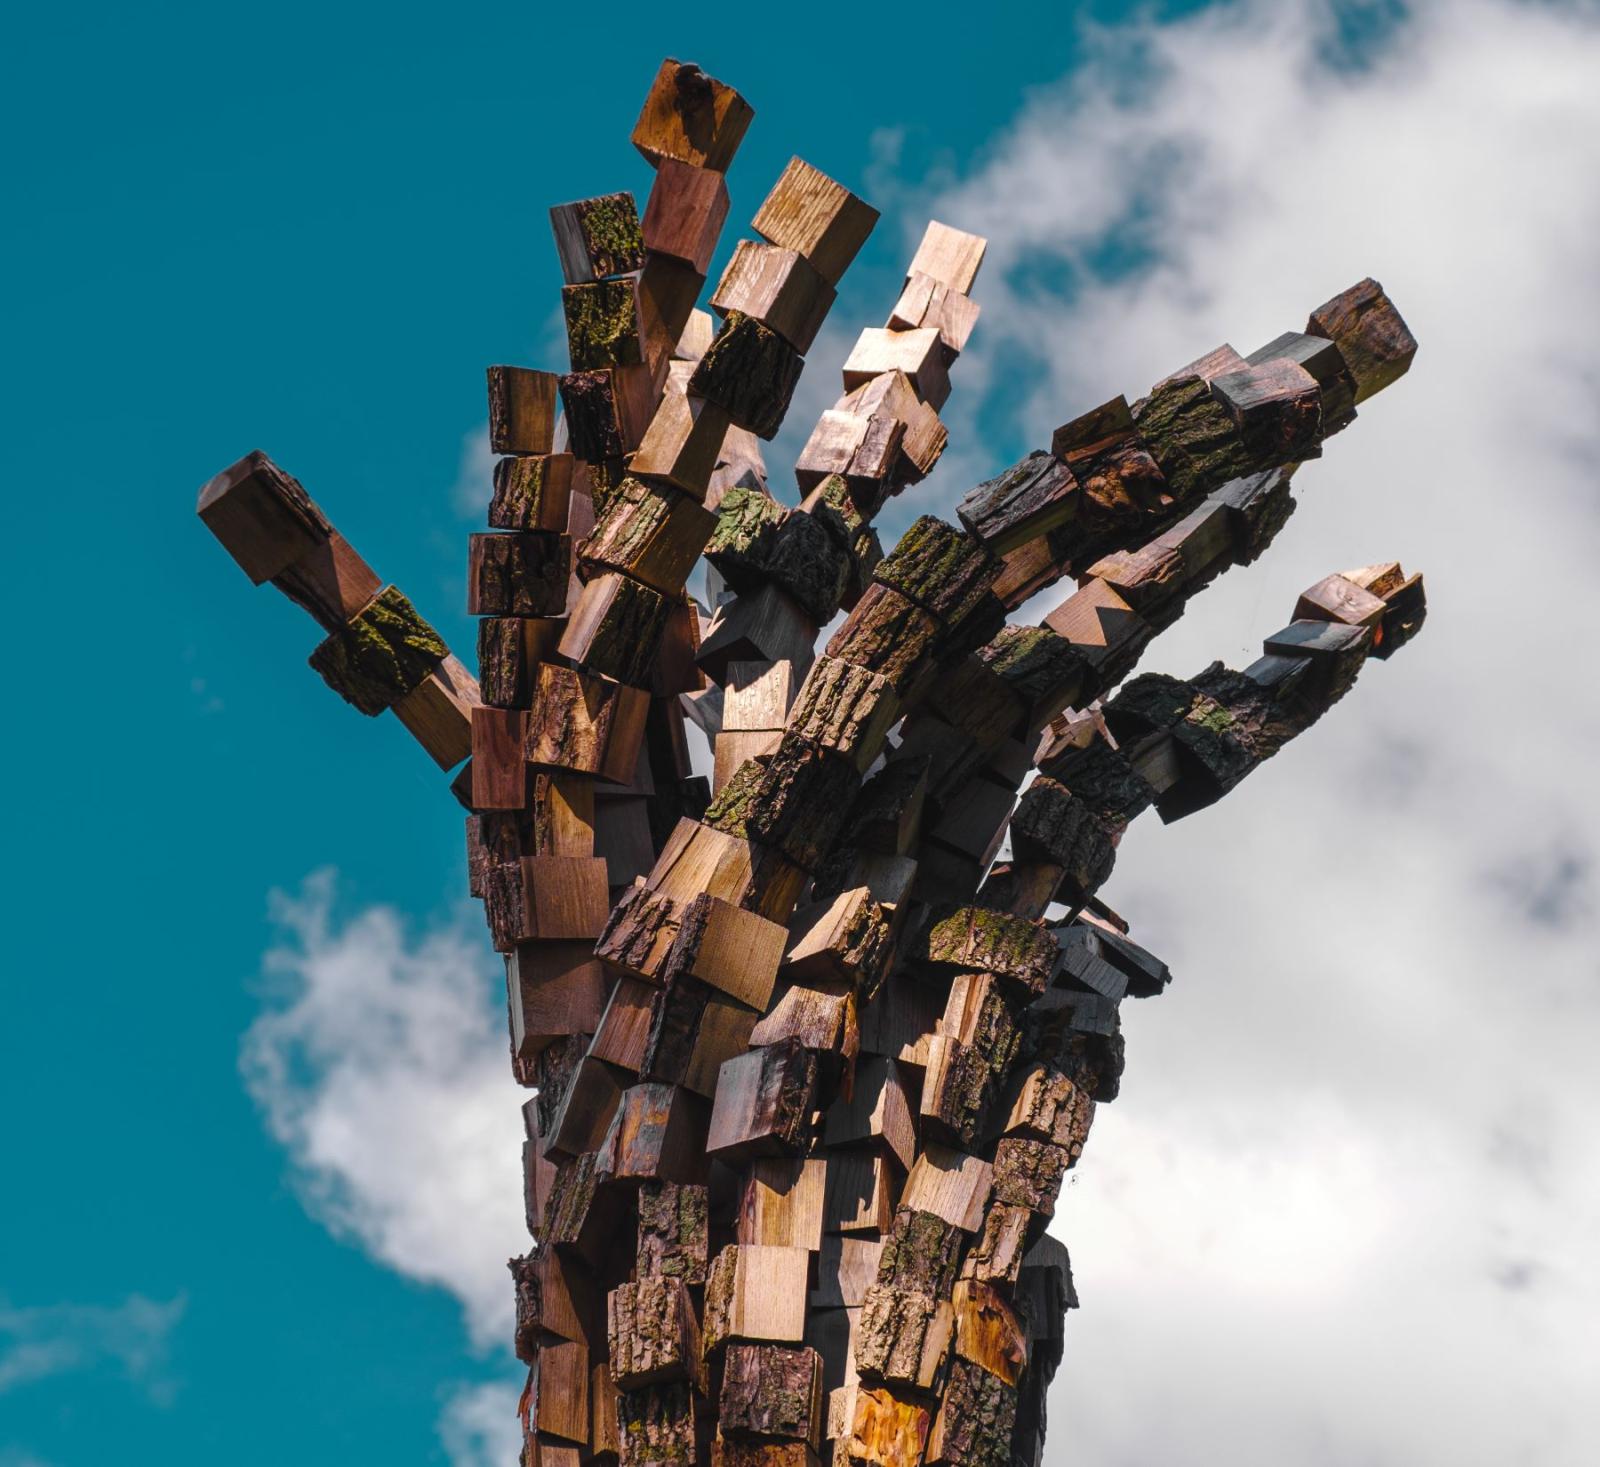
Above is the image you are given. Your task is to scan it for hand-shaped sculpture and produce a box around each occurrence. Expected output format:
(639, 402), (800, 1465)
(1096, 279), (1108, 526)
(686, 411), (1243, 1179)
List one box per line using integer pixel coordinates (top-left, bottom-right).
(196, 56), (1423, 1467)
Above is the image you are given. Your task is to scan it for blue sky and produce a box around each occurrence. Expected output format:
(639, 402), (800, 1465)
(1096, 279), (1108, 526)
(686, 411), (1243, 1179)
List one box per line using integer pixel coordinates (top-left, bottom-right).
(5, 2), (1600, 1464)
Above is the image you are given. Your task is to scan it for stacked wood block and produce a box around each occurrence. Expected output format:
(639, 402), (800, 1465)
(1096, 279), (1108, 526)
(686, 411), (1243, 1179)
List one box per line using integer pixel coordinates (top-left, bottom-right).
(198, 53), (1426, 1467)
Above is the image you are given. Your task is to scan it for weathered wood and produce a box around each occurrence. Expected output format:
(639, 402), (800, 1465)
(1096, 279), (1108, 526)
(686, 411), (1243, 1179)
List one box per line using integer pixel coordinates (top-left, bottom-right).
(596, 1081), (709, 1184)
(841, 328), (950, 410)
(738, 1157), (828, 1250)
(1305, 276), (1417, 403)
(690, 311), (804, 440)
(825, 582), (938, 692)
(918, 907), (1055, 995)
(197, 449), (333, 584)
(748, 981), (853, 1056)
(706, 1040), (818, 1161)
(467, 532), (571, 617)
(664, 892), (789, 1010)
(956, 452), (1078, 555)
(560, 572), (668, 687)
(638, 1179), (709, 1284)
(846, 1386), (930, 1467)
(488, 367), (560, 455)
(925, 1358), (1016, 1467)
(1131, 373), (1252, 499)
(856, 1284), (952, 1391)
(307, 585), (448, 716)
(872, 516), (997, 631)
(1007, 778), (1116, 899)
(484, 855), (612, 948)
(900, 1146), (993, 1233)
(721, 1344), (824, 1444)
(959, 1205), (1033, 1288)
(533, 1339), (593, 1443)
(271, 530), (382, 633)
(632, 58), (754, 172)
(609, 1275), (703, 1389)
(617, 1381), (699, 1467)
(698, 582), (819, 685)
(782, 888), (895, 992)
(391, 653), (479, 768)
(877, 1208), (965, 1297)
(991, 1137), (1070, 1217)
(1210, 358), (1323, 465)
(823, 1058), (915, 1172)
(889, 270), (980, 359)
(564, 278), (646, 371)
(478, 616), (565, 707)
(551, 192), (644, 283)
(713, 241), (836, 354)
(581, 475), (716, 595)
(490, 453), (575, 533)
(525, 662), (650, 784)
(642, 158), (730, 273)
(752, 157), (879, 285)
(1003, 1063), (1093, 1162)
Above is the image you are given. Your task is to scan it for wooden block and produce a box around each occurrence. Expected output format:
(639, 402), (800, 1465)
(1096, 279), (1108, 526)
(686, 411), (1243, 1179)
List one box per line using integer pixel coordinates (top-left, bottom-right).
(528, 1244), (604, 1347)
(1210, 358), (1323, 463)
(478, 616), (564, 708)
(907, 220), (986, 294)
(1295, 572), (1386, 627)
(550, 192), (644, 283)
(704, 1244), (811, 1349)
(632, 58), (753, 172)
(597, 1079), (710, 1183)
(1262, 618), (1372, 661)
(748, 981), (852, 1055)
(698, 582), (819, 684)
(672, 894), (789, 1010)
(856, 1285), (952, 1391)
(753, 158), (879, 286)
(197, 450), (332, 584)
(956, 452), (1078, 555)
(391, 653), (478, 769)
(792, 412), (889, 507)
(617, 1382), (699, 1467)
(533, 1340), (591, 1443)
(823, 1058), (915, 1172)
(632, 388), (730, 499)
(846, 761), (929, 858)
(272, 530), (381, 633)
(508, 941), (610, 1058)
(676, 308), (715, 362)
(581, 475), (716, 595)
(1042, 577), (1152, 675)
(714, 729), (783, 793)
(489, 453), (575, 533)
(642, 158), (730, 273)
(683, 994), (760, 1098)
(564, 278), (646, 371)
(721, 1344), (824, 1445)
(689, 311), (803, 440)
(855, 972), (941, 1068)
(840, 328), (949, 409)
(593, 796), (655, 887)
(888, 273), (980, 359)
(836, 372), (949, 482)
(589, 973), (658, 1071)
(959, 1205), (1032, 1288)
(925, 1359), (1016, 1466)
(489, 367), (559, 455)
(1247, 328), (1358, 432)
(706, 1041), (817, 1161)
(1132, 372), (1252, 499)
(559, 368), (625, 461)
(738, 1157), (828, 1249)
(637, 253), (708, 364)
(812, 1235), (884, 1310)
(713, 241), (836, 354)
(1306, 276), (1417, 403)
(846, 1387), (930, 1467)
(593, 1363), (620, 1462)
(782, 889), (893, 991)
(1158, 342), (1249, 387)
(487, 856), (612, 945)
(471, 706), (527, 809)
(544, 1053), (626, 1158)
(919, 907), (1055, 994)
(467, 532), (571, 617)
(559, 571), (668, 687)
(900, 1146), (993, 1232)
(609, 1275), (702, 1389)
(871, 516), (997, 630)
(824, 1150), (896, 1235)
(638, 1179), (710, 1284)
(724, 659), (798, 731)
(308, 585), (448, 716)
(525, 662), (650, 783)
(647, 816), (808, 922)
(950, 1279), (1026, 1385)
(1004, 1063), (1093, 1164)
(991, 1136), (1070, 1216)
(785, 656), (899, 773)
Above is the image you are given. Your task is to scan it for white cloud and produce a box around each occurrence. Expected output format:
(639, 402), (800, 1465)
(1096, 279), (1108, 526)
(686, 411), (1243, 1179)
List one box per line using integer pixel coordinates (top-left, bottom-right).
(240, 870), (525, 1352)
(450, 422), (494, 519)
(0, 1294), (185, 1404)
(437, 1379), (524, 1467)
(907, 0), (1600, 1461)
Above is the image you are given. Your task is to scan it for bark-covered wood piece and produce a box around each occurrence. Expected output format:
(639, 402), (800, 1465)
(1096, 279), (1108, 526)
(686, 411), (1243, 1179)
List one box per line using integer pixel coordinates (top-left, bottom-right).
(956, 451), (1079, 555)
(551, 192), (644, 283)
(489, 453), (574, 532)
(308, 585), (447, 715)
(826, 582), (939, 692)
(752, 156), (879, 286)
(559, 368), (628, 461)
(1004, 1063), (1094, 1163)
(560, 572), (669, 687)
(1131, 373), (1253, 500)
(542, 1149), (619, 1262)
(748, 983), (852, 1057)
(712, 240), (835, 354)
(856, 1283), (952, 1391)
(926, 1358), (1016, 1467)
(581, 475), (716, 595)
(785, 656), (899, 772)
(524, 663), (650, 784)
(609, 1275), (703, 1389)
(782, 887), (895, 992)
(638, 1180), (709, 1284)
(974, 626), (1085, 733)
(643, 158), (730, 273)
(632, 58), (753, 172)
(720, 1344), (824, 1444)
(467, 532), (571, 617)
(1247, 329), (1358, 434)
(1210, 358), (1323, 466)
(712, 1442), (820, 1467)
(689, 311), (804, 440)
(742, 735), (862, 873)
(596, 1080), (710, 1184)
(697, 582), (819, 685)
(872, 516), (998, 630)
(959, 1205), (1033, 1288)
(706, 1040), (818, 1161)
(991, 1137), (1071, 1217)
(1305, 276), (1417, 403)
(197, 449), (333, 584)
(477, 616), (563, 708)
(270, 529), (382, 634)
(1007, 778), (1116, 900)
(488, 367), (559, 455)
(877, 1208), (965, 1297)
(618, 1380), (700, 1467)
(595, 884), (683, 981)
(565, 278), (646, 370)
(918, 907), (1055, 995)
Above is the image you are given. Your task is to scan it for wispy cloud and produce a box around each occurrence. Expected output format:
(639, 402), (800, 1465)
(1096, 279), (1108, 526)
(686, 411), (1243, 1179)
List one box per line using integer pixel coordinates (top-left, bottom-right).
(0, 1293), (185, 1404)
(437, 1378), (523, 1467)
(240, 871), (525, 1351)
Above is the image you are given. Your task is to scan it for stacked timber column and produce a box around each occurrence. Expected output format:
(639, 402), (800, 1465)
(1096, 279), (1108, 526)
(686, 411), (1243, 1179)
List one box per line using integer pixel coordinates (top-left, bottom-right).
(196, 452), (480, 771)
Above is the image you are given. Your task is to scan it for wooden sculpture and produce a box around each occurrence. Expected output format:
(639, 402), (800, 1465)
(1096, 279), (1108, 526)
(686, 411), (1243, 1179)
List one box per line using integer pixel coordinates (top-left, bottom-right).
(196, 56), (1424, 1467)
